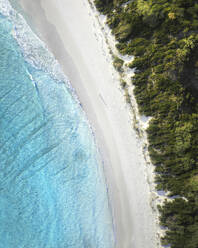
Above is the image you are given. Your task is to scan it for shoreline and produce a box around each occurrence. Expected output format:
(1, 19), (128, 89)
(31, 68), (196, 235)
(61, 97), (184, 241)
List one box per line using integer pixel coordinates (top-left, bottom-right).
(88, 0), (165, 242)
(17, 0), (159, 247)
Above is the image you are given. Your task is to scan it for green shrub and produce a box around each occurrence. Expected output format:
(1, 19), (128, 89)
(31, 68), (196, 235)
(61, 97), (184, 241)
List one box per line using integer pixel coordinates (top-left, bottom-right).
(94, 1), (198, 247)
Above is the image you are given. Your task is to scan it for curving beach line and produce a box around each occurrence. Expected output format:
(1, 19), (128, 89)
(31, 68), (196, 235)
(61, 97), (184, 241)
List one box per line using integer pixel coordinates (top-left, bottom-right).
(17, 0), (159, 247)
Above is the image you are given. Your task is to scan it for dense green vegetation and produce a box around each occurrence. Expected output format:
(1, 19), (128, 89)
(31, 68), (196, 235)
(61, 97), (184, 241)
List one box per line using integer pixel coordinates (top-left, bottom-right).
(113, 55), (124, 72)
(94, 0), (198, 247)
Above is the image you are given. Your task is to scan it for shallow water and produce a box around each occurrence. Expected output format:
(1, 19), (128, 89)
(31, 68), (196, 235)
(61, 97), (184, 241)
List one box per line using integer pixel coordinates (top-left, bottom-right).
(0, 1), (115, 247)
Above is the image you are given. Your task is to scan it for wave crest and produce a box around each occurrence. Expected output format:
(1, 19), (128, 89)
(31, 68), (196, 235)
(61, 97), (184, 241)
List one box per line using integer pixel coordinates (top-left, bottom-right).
(0, 0), (69, 84)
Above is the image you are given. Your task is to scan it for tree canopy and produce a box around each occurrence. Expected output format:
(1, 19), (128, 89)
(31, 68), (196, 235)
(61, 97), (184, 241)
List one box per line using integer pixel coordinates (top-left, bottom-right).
(94, 0), (198, 247)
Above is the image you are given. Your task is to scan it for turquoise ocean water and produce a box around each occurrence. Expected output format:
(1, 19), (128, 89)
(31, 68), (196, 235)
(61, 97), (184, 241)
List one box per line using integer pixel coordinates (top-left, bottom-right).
(0, 0), (115, 247)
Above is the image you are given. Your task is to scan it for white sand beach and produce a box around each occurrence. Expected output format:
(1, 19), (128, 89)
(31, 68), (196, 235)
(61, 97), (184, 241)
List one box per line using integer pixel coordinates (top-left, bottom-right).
(17, 0), (159, 247)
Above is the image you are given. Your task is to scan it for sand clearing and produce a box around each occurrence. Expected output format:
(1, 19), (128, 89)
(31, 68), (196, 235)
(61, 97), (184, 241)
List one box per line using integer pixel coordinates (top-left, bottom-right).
(18, 0), (158, 247)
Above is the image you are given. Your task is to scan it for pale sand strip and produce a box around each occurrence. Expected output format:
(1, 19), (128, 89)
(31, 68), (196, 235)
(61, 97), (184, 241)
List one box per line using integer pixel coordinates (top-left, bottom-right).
(18, 0), (159, 247)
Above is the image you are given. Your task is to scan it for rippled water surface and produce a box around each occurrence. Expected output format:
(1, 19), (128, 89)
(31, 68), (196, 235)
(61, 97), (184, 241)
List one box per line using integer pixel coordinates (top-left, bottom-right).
(0, 1), (114, 247)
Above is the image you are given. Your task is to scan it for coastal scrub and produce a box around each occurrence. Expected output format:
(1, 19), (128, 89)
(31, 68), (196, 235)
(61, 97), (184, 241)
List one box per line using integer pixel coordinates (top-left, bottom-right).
(94, 0), (198, 247)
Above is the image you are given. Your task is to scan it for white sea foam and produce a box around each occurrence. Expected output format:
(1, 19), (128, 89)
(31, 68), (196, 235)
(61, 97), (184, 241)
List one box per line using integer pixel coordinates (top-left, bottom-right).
(0, 0), (106, 145)
(0, 0), (70, 86)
